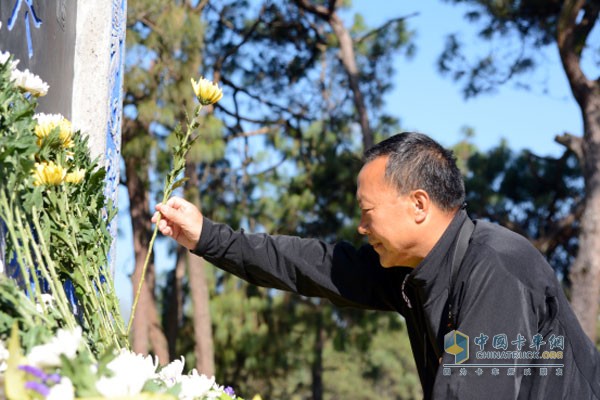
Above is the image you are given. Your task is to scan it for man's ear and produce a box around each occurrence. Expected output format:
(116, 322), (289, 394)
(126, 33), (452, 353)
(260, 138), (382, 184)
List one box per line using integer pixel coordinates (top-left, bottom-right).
(410, 189), (430, 223)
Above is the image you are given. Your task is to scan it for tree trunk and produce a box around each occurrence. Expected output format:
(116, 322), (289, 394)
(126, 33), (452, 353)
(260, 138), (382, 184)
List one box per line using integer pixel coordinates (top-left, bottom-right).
(125, 155), (170, 361)
(568, 90), (600, 341)
(186, 161), (215, 375)
(165, 246), (186, 361)
(311, 311), (324, 400)
(125, 156), (151, 355)
(293, 0), (374, 150)
(188, 254), (215, 375)
(557, 0), (600, 342)
(147, 282), (171, 365)
(328, 12), (373, 151)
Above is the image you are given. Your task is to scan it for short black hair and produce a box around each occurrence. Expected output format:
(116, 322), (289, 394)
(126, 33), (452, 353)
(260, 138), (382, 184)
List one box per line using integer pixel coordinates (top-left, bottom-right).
(364, 132), (465, 211)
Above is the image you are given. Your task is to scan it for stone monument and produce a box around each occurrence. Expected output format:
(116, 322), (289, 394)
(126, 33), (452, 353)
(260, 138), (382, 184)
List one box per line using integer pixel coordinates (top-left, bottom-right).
(0, 0), (127, 271)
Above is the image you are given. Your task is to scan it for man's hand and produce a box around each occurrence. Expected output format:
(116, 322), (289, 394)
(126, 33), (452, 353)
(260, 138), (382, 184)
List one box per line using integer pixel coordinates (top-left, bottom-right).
(152, 196), (203, 250)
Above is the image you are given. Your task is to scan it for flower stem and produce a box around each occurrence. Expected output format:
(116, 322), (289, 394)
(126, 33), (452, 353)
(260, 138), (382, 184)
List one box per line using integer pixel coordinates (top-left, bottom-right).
(126, 105), (201, 336)
(29, 208), (78, 331)
(127, 219), (160, 335)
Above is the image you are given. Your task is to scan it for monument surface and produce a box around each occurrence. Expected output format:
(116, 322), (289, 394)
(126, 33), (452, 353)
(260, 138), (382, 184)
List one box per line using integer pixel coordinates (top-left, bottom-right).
(0, 0), (127, 270)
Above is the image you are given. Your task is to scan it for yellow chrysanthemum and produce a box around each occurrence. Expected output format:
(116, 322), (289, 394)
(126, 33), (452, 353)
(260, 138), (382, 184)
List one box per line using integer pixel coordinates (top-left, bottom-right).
(190, 77), (223, 106)
(33, 113), (74, 149)
(65, 168), (85, 184)
(32, 161), (67, 186)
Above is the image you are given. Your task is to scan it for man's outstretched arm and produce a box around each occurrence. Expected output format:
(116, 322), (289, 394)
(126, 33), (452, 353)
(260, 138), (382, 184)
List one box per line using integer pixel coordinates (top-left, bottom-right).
(154, 197), (407, 312)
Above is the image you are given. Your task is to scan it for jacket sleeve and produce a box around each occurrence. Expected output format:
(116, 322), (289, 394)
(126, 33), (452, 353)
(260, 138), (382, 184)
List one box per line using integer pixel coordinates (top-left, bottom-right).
(192, 218), (407, 311)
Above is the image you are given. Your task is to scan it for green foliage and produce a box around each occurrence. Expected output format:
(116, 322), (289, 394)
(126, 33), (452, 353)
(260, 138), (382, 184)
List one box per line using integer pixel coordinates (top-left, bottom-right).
(453, 134), (582, 280)
(126, 0), (420, 397)
(0, 54), (127, 355)
(192, 268), (422, 400)
(323, 316), (422, 399)
(0, 57), (37, 196)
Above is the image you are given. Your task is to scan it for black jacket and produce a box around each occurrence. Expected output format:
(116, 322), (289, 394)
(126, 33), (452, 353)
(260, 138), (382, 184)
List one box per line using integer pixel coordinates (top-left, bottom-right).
(193, 210), (600, 399)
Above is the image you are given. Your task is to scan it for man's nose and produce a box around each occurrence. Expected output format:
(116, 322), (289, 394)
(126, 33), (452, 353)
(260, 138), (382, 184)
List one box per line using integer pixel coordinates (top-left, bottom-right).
(357, 219), (368, 235)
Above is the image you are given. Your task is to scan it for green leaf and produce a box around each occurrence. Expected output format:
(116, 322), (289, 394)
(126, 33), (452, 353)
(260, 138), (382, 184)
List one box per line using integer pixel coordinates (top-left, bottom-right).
(169, 177), (189, 192)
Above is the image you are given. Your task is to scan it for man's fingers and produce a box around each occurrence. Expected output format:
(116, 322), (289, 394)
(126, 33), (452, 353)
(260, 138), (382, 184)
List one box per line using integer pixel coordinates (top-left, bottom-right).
(156, 203), (181, 222)
(160, 223), (173, 237)
(165, 196), (191, 210)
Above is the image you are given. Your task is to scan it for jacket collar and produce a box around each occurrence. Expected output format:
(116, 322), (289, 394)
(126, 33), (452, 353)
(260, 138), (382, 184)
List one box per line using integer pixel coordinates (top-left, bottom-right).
(408, 209), (468, 303)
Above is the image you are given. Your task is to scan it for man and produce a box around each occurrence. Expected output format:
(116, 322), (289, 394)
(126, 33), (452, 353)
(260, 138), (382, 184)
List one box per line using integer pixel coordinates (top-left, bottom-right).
(153, 132), (600, 399)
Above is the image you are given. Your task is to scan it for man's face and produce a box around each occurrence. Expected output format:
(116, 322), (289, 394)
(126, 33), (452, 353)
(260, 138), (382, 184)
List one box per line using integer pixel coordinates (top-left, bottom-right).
(356, 156), (421, 267)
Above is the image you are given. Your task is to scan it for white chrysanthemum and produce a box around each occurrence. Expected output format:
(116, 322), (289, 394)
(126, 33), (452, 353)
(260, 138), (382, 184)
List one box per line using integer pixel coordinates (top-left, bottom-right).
(11, 68), (49, 96)
(0, 340), (8, 372)
(35, 293), (56, 313)
(0, 51), (19, 71)
(47, 377), (74, 400)
(0, 51), (10, 65)
(33, 113), (65, 125)
(95, 350), (158, 397)
(179, 369), (217, 400)
(27, 326), (82, 367)
(156, 356), (185, 388)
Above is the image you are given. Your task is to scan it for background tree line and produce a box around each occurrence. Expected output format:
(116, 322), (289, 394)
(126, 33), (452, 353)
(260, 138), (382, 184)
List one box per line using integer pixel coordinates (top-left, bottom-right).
(119, 1), (599, 399)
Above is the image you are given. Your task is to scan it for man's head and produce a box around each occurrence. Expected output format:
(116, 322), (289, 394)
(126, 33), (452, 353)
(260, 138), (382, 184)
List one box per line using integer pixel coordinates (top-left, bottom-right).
(356, 132), (465, 267)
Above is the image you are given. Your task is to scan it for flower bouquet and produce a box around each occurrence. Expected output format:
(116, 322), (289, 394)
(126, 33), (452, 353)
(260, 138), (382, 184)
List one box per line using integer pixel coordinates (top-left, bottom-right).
(0, 48), (240, 399)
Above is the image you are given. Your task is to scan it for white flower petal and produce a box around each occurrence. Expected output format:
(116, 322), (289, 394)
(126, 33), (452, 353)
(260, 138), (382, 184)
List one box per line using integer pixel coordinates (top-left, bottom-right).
(11, 68), (49, 96)
(27, 327), (82, 367)
(0, 51), (10, 65)
(47, 377), (74, 400)
(157, 356), (185, 387)
(179, 370), (216, 400)
(0, 340), (9, 372)
(95, 350), (158, 397)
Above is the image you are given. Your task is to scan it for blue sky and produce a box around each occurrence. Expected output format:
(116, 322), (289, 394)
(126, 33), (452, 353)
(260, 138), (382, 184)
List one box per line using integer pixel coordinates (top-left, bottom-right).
(348, 0), (594, 157)
(115, 1), (598, 315)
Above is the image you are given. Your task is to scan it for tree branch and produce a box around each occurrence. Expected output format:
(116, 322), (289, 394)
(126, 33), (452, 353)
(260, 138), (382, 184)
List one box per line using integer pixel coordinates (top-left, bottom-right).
(356, 13), (419, 44)
(533, 199), (584, 254)
(555, 131), (584, 165)
(556, 0), (593, 107)
(294, 0), (332, 20)
(218, 76), (312, 122)
(572, 2), (600, 58)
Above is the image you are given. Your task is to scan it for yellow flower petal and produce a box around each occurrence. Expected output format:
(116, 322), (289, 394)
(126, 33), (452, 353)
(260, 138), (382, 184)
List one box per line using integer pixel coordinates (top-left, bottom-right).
(190, 76), (223, 105)
(32, 161), (67, 186)
(66, 168), (85, 184)
(33, 113), (74, 149)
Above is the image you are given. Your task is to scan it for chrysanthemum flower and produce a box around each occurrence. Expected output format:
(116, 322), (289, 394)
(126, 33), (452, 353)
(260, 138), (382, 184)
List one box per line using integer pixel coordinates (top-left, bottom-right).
(190, 76), (223, 105)
(0, 339), (8, 373)
(65, 169), (85, 184)
(47, 377), (74, 400)
(0, 51), (16, 66)
(32, 162), (67, 186)
(33, 113), (74, 149)
(95, 350), (158, 397)
(178, 369), (216, 399)
(27, 327), (82, 367)
(11, 68), (49, 97)
(156, 356), (185, 388)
